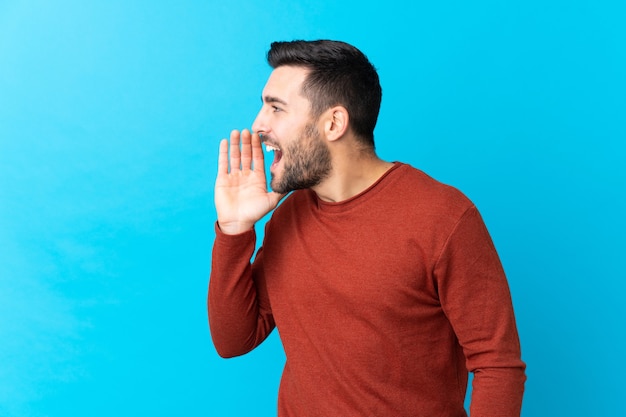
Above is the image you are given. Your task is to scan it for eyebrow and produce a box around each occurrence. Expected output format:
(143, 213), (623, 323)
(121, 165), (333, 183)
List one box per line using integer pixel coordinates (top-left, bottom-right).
(262, 95), (288, 106)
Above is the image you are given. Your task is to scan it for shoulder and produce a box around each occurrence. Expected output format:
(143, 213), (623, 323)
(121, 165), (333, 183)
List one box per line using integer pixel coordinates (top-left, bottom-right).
(386, 164), (484, 254)
(389, 163), (474, 214)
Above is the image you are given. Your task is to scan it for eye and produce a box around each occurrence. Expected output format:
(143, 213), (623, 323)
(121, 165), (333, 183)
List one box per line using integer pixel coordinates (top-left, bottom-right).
(272, 106), (283, 113)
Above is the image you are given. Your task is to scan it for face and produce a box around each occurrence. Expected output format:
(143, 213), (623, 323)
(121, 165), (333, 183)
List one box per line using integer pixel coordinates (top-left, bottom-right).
(252, 66), (332, 194)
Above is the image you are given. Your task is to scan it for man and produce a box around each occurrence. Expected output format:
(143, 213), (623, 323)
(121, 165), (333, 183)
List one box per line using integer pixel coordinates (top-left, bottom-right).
(208, 40), (526, 416)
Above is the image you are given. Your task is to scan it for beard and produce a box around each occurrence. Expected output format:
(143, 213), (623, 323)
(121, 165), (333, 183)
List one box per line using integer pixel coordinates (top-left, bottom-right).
(270, 123), (332, 194)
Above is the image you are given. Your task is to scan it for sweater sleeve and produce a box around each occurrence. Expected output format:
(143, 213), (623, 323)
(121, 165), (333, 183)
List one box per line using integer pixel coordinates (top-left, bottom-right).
(434, 206), (526, 416)
(207, 223), (275, 358)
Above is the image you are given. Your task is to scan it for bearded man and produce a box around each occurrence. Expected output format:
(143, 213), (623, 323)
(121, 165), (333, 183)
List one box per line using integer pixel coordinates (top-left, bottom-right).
(208, 39), (526, 417)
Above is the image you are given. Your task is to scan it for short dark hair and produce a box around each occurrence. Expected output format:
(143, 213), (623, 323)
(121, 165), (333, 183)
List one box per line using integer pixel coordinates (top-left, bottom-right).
(267, 40), (382, 148)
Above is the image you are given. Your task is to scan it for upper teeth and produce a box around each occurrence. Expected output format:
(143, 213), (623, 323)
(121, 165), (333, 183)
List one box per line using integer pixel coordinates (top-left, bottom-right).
(265, 144), (280, 152)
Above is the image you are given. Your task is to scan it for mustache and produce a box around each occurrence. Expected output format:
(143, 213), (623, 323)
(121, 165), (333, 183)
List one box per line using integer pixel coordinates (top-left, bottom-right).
(258, 132), (277, 145)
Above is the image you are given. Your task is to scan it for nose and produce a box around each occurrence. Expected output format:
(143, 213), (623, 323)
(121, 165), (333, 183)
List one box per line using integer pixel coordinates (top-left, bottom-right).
(251, 106), (269, 137)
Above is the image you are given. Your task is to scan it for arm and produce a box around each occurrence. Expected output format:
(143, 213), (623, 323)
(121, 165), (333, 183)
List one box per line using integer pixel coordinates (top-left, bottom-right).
(208, 225), (274, 357)
(435, 206), (526, 416)
(208, 129), (284, 357)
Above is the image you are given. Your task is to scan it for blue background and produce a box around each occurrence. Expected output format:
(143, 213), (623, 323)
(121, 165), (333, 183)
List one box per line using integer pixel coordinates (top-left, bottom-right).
(1, 1), (624, 416)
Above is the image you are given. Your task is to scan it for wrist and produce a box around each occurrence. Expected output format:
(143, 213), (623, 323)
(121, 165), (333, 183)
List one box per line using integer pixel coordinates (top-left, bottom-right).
(217, 220), (255, 235)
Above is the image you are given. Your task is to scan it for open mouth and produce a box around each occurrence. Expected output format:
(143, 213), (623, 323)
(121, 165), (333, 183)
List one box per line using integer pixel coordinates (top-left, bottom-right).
(265, 143), (283, 168)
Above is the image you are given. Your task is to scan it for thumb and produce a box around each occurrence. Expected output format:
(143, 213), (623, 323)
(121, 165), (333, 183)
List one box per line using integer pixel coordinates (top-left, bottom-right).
(268, 191), (288, 208)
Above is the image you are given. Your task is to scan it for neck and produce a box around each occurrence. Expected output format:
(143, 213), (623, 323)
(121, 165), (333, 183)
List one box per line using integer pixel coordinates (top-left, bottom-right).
(312, 147), (394, 203)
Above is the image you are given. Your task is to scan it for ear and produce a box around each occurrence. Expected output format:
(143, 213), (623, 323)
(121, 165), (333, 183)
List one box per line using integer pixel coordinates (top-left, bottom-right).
(323, 106), (349, 142)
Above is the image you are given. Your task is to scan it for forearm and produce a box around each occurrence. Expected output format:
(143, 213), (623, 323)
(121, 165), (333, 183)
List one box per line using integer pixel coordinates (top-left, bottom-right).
(208, 225), (274, 357)
(470, 366), (526, 416)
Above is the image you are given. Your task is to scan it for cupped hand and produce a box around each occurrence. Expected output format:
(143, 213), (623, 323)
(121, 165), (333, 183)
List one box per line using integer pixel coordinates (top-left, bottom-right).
(215, 129), (285, 235)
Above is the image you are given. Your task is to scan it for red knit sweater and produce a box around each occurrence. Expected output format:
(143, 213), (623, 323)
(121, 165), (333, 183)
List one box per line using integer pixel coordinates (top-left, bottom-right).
(209, 163), (526, 416)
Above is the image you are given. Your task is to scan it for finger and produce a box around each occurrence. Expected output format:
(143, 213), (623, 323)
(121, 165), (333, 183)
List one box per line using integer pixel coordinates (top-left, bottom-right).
(229, 130), (241, 172)
(251, 131), (265, 171)
(240, 129), (252, 171)
(217, 138), (229, 174)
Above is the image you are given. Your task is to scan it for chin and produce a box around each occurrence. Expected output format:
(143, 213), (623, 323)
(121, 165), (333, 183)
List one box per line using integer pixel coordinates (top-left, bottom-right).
(269, 177), (283, 193)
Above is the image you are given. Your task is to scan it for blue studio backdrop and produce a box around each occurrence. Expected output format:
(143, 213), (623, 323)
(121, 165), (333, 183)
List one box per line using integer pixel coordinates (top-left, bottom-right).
(1, 1), (624, 416)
